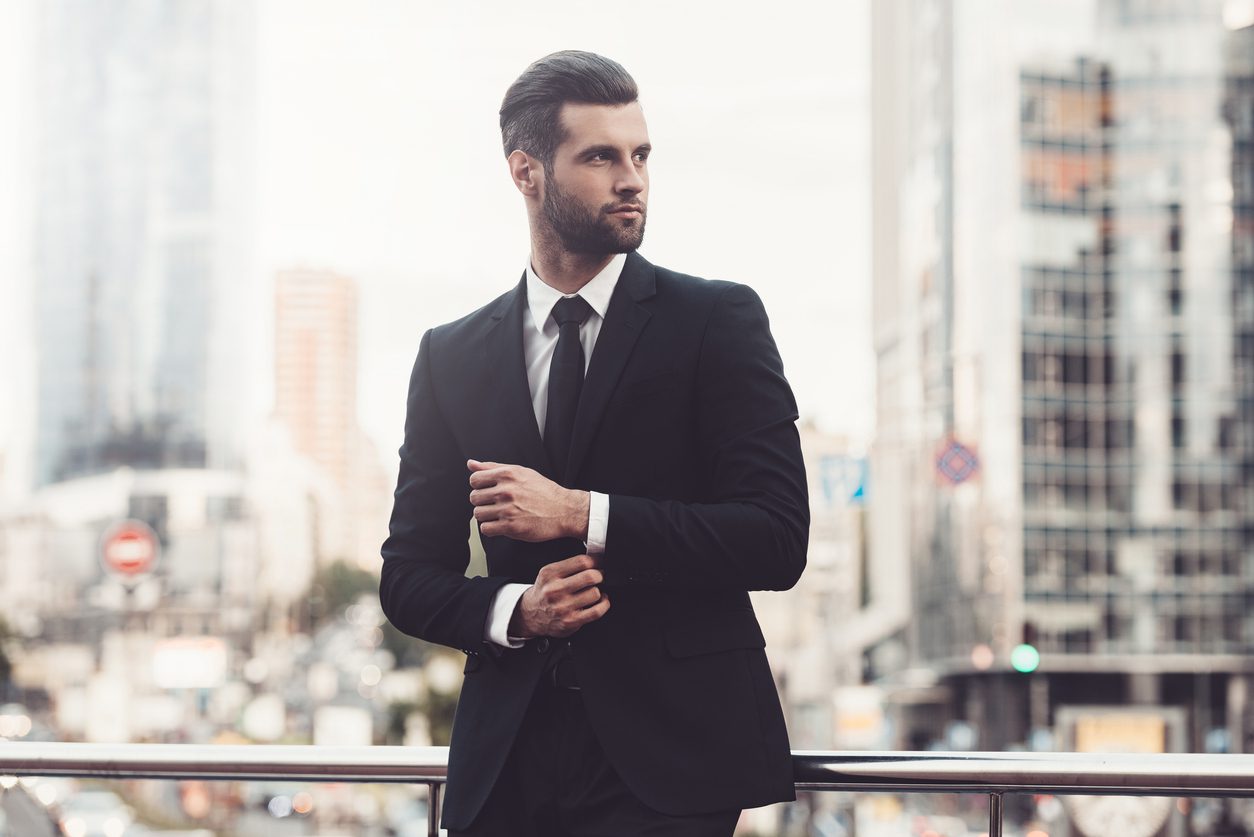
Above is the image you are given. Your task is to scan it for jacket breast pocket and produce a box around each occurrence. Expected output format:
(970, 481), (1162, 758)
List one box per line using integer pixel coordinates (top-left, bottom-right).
(664, 607), (766, 658)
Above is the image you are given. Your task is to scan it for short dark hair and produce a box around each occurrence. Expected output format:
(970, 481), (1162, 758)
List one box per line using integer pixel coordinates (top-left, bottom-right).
(499, 51), (639, 171)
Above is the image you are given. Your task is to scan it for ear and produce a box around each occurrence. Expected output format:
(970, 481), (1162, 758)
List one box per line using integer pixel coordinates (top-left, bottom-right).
(508, 150), (540, 197)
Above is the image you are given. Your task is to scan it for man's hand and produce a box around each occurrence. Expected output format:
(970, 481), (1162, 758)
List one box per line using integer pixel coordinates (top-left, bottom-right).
(509, 554), (610, 638)
(468, 459), (590, 542)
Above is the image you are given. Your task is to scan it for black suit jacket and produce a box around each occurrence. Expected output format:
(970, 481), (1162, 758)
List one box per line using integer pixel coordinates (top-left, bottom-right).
(380, 251), (809, 829)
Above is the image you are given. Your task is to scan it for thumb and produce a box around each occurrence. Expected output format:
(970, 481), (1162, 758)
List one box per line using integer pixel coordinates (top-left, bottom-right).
(467, 459), (498, 471)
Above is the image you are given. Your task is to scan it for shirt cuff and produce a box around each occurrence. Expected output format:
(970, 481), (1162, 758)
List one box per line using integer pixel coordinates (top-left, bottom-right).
(586, 491), (609, 554)
(485, 583), (531, 648)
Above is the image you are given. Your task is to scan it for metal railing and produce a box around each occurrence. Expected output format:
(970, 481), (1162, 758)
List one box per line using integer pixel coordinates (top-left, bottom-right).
(4, 743), (1254, 836)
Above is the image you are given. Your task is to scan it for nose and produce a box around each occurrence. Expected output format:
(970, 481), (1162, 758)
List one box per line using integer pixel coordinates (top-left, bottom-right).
(614, 161), (646, 197)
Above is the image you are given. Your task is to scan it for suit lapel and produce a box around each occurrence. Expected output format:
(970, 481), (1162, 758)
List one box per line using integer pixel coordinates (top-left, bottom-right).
(487, 276), (551, 474)
(565, 252), (657, 484)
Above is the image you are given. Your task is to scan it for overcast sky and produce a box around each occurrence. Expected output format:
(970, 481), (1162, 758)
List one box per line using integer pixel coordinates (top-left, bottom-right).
(0, 0), (873, 488)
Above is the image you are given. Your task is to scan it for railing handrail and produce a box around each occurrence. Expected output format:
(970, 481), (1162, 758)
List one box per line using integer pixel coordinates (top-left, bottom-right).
(0, 741), (448, 783)
(792, 749), (1254, 796)
(3, 742), (1254, 797)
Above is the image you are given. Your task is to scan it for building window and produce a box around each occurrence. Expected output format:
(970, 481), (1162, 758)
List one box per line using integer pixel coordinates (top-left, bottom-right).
(1171, 348), (1185, 390)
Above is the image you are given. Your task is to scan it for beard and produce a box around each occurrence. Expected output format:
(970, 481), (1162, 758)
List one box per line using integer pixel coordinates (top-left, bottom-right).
(542, 175), (646, 255)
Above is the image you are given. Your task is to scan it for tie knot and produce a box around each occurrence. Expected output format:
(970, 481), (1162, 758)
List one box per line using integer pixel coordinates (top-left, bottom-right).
(551, 295), (593, 327)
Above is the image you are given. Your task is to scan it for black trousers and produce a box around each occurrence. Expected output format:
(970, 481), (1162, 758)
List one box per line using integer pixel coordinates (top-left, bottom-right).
(449, 676), (741, 837)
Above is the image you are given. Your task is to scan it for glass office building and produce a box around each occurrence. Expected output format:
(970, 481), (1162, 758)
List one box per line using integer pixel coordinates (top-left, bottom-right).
(31, 0), (254, 486)
(873, 0), (1254, 751)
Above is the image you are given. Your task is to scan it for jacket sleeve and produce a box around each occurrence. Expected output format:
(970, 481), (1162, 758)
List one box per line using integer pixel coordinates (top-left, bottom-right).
(605, 283), (809, 591)
(379, 329), (511, 653)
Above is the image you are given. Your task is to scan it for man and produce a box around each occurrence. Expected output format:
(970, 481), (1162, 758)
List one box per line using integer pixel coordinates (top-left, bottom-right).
(380, 50), (808, 836)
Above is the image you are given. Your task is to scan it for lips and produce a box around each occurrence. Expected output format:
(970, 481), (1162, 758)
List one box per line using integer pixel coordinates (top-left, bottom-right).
(609, 205), (644, 216)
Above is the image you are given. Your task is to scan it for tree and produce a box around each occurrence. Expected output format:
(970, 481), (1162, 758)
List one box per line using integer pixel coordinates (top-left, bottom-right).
(307, 560), (379, 627)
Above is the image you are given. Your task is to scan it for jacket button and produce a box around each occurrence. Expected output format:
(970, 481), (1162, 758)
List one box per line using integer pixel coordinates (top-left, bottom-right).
(535, 637), (550, 654)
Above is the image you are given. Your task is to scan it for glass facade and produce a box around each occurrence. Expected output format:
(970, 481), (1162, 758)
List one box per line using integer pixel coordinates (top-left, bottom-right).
(32, 0), (254, 487)
(1020, 3), (1252, 656)
(874, 0), (1254, 751)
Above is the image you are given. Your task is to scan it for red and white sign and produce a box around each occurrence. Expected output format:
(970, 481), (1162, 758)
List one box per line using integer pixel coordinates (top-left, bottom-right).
(100, 520), (160, 577)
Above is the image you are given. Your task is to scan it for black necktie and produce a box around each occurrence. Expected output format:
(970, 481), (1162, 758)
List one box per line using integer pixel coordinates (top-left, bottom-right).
(544, 295), (593, 478)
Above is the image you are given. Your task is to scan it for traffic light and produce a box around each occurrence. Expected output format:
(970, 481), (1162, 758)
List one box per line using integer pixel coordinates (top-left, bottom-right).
(1010, 643), (1040, 673)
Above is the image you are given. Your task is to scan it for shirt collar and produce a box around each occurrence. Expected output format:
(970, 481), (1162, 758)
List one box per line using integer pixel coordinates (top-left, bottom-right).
(525, 253), (626, 333)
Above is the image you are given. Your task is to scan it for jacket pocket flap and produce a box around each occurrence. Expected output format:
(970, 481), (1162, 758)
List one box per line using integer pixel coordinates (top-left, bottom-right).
(665, 608), (766, 658)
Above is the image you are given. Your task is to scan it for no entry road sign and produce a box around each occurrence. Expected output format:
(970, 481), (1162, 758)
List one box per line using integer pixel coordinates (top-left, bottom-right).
(100, 519), (160, 578)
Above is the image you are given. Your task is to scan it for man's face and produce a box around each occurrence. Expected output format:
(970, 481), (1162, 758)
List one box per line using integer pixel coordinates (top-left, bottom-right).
(540, 101), (651, 255)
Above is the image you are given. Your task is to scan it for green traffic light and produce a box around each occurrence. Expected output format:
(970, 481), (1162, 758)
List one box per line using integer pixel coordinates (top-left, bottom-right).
(1011, 644), (1040, 673)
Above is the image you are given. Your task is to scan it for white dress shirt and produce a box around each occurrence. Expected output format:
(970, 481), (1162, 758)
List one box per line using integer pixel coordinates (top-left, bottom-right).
(483, 253), (624, 647)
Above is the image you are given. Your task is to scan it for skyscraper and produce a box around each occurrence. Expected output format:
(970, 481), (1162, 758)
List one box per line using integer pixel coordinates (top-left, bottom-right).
(872, 0), (1254, 753)
(273, 269), (359, 493)
(31, 0), (254, 486)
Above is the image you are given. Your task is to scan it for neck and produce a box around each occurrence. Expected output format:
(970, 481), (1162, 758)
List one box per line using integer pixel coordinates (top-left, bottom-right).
(530, 227), (614, 295)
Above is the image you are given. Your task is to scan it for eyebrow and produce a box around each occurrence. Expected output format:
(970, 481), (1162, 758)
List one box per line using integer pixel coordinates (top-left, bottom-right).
(577, 143), (653, 159)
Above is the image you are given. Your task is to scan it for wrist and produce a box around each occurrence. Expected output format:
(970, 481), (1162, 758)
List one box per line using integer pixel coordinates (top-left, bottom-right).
(566, 489), (590, 540)
(509, 589), (535, 638)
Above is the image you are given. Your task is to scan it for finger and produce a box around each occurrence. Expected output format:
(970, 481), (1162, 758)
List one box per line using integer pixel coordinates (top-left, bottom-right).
(552, 568), (603, 594)
(536, 555), (594, 586)
(559, 553), (604, 572)
(468, 468), (510, 489)
(574, 595), (610, 624)
(568, 586), (602, 609)
(467, 459), (501, 472)
(479, 519), (510, 537)
(472, 505), (501, 523)
(469, 487), (508, 506)
(553, 595), (607, 636)
(549, 554), (598, 576)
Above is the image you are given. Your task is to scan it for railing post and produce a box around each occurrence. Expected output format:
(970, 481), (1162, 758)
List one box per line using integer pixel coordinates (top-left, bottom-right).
(988, 792), (1003, 837)
(428, 782), (442, 837)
